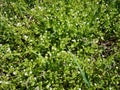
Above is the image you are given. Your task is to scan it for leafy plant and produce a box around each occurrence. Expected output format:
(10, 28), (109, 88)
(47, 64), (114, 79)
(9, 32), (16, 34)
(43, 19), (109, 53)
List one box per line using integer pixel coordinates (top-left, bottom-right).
(0, 0), (120, 89)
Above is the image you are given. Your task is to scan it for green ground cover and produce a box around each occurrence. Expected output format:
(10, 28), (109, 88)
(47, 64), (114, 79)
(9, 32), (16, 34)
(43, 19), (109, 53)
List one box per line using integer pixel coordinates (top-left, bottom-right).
(0, 0), (120, 89)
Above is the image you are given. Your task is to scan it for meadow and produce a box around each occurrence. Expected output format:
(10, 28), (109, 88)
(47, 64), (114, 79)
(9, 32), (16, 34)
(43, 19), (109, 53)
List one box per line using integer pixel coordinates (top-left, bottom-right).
(0, 0), (120, 89)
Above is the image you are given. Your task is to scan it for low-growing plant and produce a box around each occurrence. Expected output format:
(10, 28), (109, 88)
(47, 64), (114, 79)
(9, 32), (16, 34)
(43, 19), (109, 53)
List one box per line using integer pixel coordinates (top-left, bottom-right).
(0, 0), (120, 89)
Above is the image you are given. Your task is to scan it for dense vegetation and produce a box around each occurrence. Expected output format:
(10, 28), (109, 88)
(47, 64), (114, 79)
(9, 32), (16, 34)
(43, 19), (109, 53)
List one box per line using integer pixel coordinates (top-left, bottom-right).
(0, 0), (120, 89)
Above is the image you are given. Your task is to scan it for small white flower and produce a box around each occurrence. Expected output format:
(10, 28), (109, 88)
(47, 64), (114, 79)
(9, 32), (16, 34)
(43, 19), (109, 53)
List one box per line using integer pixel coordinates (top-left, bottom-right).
(6, 74), (9, 77)
(52, 46), (57, 51)
(16, 23), (21, 26)
(116, 67), (118, 69)
(0, 44), (2, 46)
(29, 71), (32, 74)
(83, 22), (86, 24)
(13, 72), (16, 75)
(78, 71), (80, 74)
(71, 39), (76, 42)
(10, 18), (13, 20)
(7, 48), (11, 53)
(5, 82), (9, 84)
(68, 63), (72, 66)
(34, 77), (37, 80)
(15, 15), (17, 19)
(96, 2), (99, 4)
(24, 35), (28, 39)
(0, 81), (2, 83)
(87, 58), (90, 61)
(25, 72), (28, 76)
(96, 17), (99, 20)
(94, 83), (97, 86)
(109, 87), (112, 90)
(38, 6), (42, 10)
